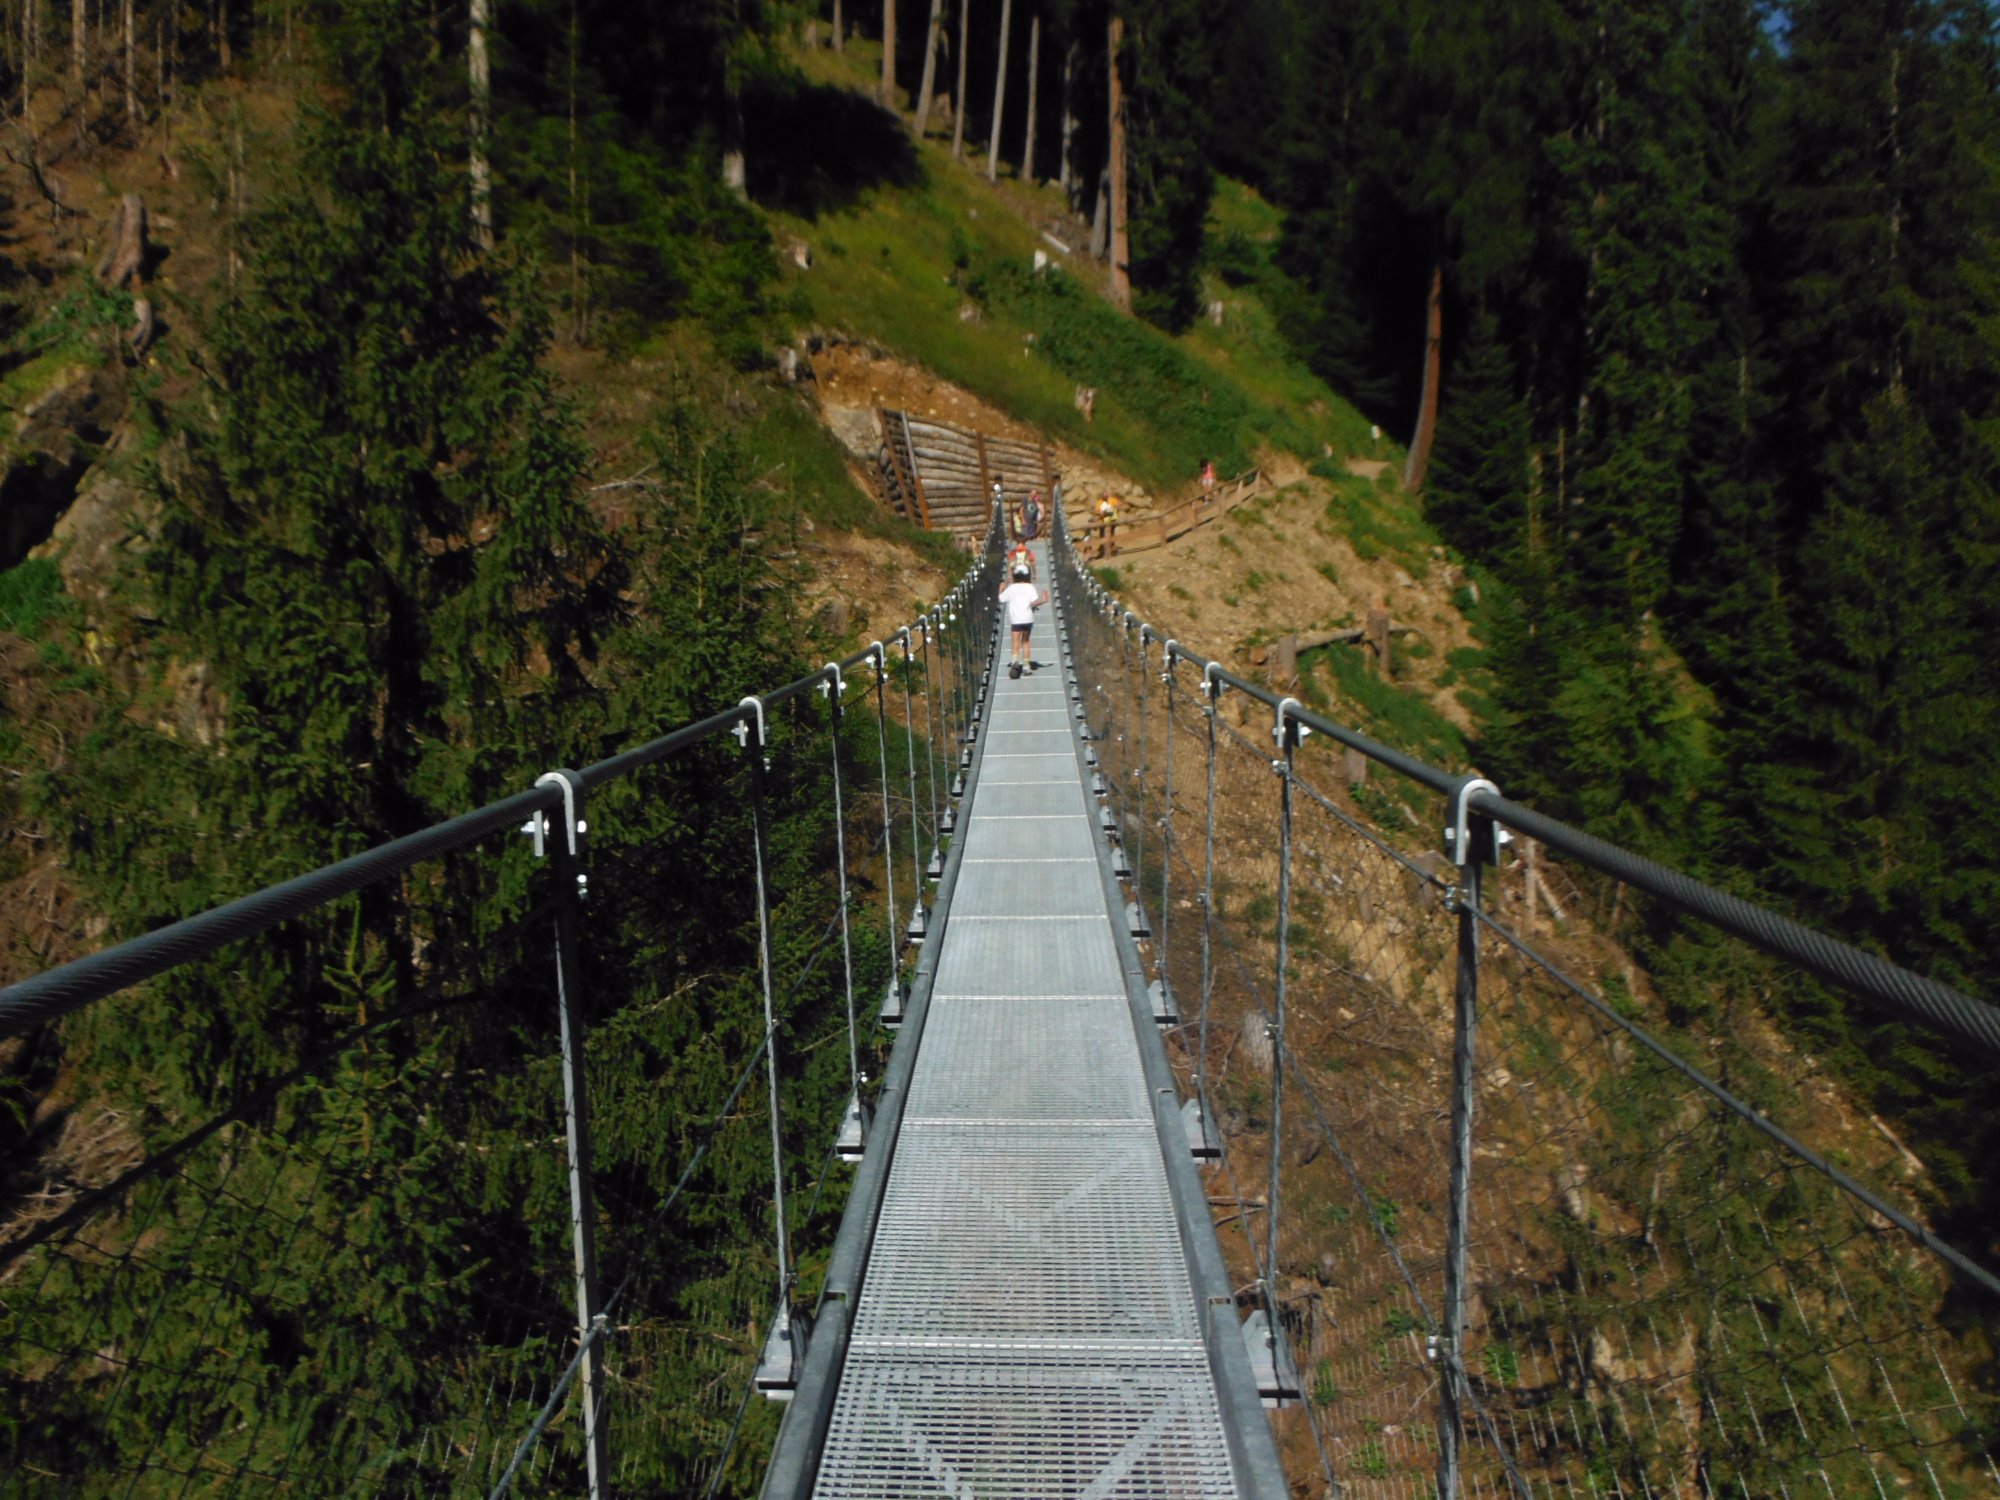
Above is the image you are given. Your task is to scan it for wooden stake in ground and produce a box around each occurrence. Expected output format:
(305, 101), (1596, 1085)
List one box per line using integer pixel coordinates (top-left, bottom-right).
(913, 0), (944, 136)
(1106, 13), (1129, 309)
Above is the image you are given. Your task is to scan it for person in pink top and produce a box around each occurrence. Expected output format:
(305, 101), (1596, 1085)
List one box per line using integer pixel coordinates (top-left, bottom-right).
(998, 562), (1047, 678)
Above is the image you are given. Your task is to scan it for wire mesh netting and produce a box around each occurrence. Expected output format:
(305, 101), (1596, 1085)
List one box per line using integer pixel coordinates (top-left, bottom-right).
(1054, 510), (2000, 1500)
(0, 543), (998, 1497)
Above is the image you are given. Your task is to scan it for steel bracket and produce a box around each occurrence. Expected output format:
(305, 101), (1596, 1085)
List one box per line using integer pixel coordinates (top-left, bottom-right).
(1447, 776), (1502, 869)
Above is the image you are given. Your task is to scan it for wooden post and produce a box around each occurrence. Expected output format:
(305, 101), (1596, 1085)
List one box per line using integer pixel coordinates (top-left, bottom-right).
(1271, 634), (1299, 688)
(901, 410), (934, 530)
(974, 430), (994, 527)
(1367, 599), (1391, 678)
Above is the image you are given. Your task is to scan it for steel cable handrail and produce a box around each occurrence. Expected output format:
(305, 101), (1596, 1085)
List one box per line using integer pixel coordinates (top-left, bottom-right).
(1050, 493), (2000, 1498)
(0, 570), (992, 1037)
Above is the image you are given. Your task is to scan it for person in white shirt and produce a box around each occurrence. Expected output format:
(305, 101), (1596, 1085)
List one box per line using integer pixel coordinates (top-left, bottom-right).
(998, 564), (1046, 678)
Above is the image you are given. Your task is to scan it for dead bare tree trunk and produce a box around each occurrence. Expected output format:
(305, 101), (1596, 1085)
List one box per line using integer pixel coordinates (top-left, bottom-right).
(216, 0), (228, 70)
(121, 0), (132, 120)
(951, 0), (968, 158)
(913, 0), (943, 136)
(468, 0), (493, 248)
(1059, 39), (1074, 202)
(1402, 257), (1444, 491)
(95, 188), (145, 285)
(1021, 8), (1039, 182)
(986, 0), (1010, 181)
(879, 0), (896, 108)
(833, 0), (843, 51)
(69, 0), (80, 84)
(1106, 13), (1129, 309)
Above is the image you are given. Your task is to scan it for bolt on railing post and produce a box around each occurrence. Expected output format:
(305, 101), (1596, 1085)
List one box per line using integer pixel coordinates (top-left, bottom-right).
(1438, 776), (1499, 1500)
(531, 769), (609, 1498)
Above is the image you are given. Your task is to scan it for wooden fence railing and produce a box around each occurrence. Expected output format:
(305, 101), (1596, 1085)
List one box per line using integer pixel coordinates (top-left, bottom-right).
(1075, 467), (1265, 560)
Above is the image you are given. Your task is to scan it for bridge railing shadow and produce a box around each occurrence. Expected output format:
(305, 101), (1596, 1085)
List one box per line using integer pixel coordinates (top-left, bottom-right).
(1049, 499), (2000, 1499)
(0, 517), (1005, 1498)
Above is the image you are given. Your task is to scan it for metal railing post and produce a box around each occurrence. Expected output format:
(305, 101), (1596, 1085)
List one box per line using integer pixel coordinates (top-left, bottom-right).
(531, 769), (609, 1496)
(1439, 776), (1499, 1499)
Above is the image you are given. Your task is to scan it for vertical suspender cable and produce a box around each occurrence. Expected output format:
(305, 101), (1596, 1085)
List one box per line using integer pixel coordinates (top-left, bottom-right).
(872, 646), (905, 994)
(1133, 624), (1151, 912)
(1269, 707), (1296, 1290)
(1439, 802), (1487, 1498)
(1199, 673), (1220, 1117)
(1157, 649), (1175, 991)
(897, 631), (925, 937)
(741, 706), (795, 1339)
(920, 613), (944, 878)
(822, 669), (863, 1137)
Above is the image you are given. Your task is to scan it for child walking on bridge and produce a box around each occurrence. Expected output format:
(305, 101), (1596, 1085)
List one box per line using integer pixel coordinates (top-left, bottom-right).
(999, 562), (1046, 679)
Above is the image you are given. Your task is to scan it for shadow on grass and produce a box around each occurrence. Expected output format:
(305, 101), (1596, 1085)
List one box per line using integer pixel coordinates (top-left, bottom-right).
(744, 76), (922, 219)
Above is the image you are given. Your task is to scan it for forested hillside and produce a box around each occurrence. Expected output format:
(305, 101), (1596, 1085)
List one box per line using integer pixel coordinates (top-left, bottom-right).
(1, 0), (1997, 1486)
(1162, 0), (2000, 1258)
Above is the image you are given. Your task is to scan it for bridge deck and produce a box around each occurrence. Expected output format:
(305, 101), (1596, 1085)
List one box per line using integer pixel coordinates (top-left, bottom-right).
(806, 544), (1254, 1498)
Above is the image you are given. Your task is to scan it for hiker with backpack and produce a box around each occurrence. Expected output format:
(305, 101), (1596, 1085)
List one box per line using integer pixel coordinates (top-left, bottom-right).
(1020, 489), (1042, 541)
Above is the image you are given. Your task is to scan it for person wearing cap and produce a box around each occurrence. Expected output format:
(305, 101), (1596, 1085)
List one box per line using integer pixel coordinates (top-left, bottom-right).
(998, 561), (1046, 678)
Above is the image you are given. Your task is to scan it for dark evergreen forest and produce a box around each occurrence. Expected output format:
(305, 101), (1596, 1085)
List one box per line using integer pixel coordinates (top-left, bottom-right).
(1189, 0), (2000, 1254)
(2, 0), (1998, 1486)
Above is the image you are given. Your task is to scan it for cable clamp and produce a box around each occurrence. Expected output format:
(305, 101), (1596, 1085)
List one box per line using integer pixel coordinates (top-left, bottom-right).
(734, 697), (768, 768)
(1202, 663), (1225, 703)
(1273, 696), (1310, 748)
(1446, 777), (1502, 868)
(524, 770), (586, 859)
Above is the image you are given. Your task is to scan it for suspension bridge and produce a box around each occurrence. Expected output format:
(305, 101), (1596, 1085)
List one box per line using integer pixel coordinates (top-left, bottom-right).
(1, 503), (1996, 1498)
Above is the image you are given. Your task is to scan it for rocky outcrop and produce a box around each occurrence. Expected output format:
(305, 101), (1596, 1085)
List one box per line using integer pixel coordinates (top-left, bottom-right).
(1, 362), (126, 571)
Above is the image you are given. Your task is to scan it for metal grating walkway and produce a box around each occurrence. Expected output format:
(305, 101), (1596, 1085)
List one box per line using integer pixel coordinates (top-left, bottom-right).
(799, 541), (1268, 1500)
